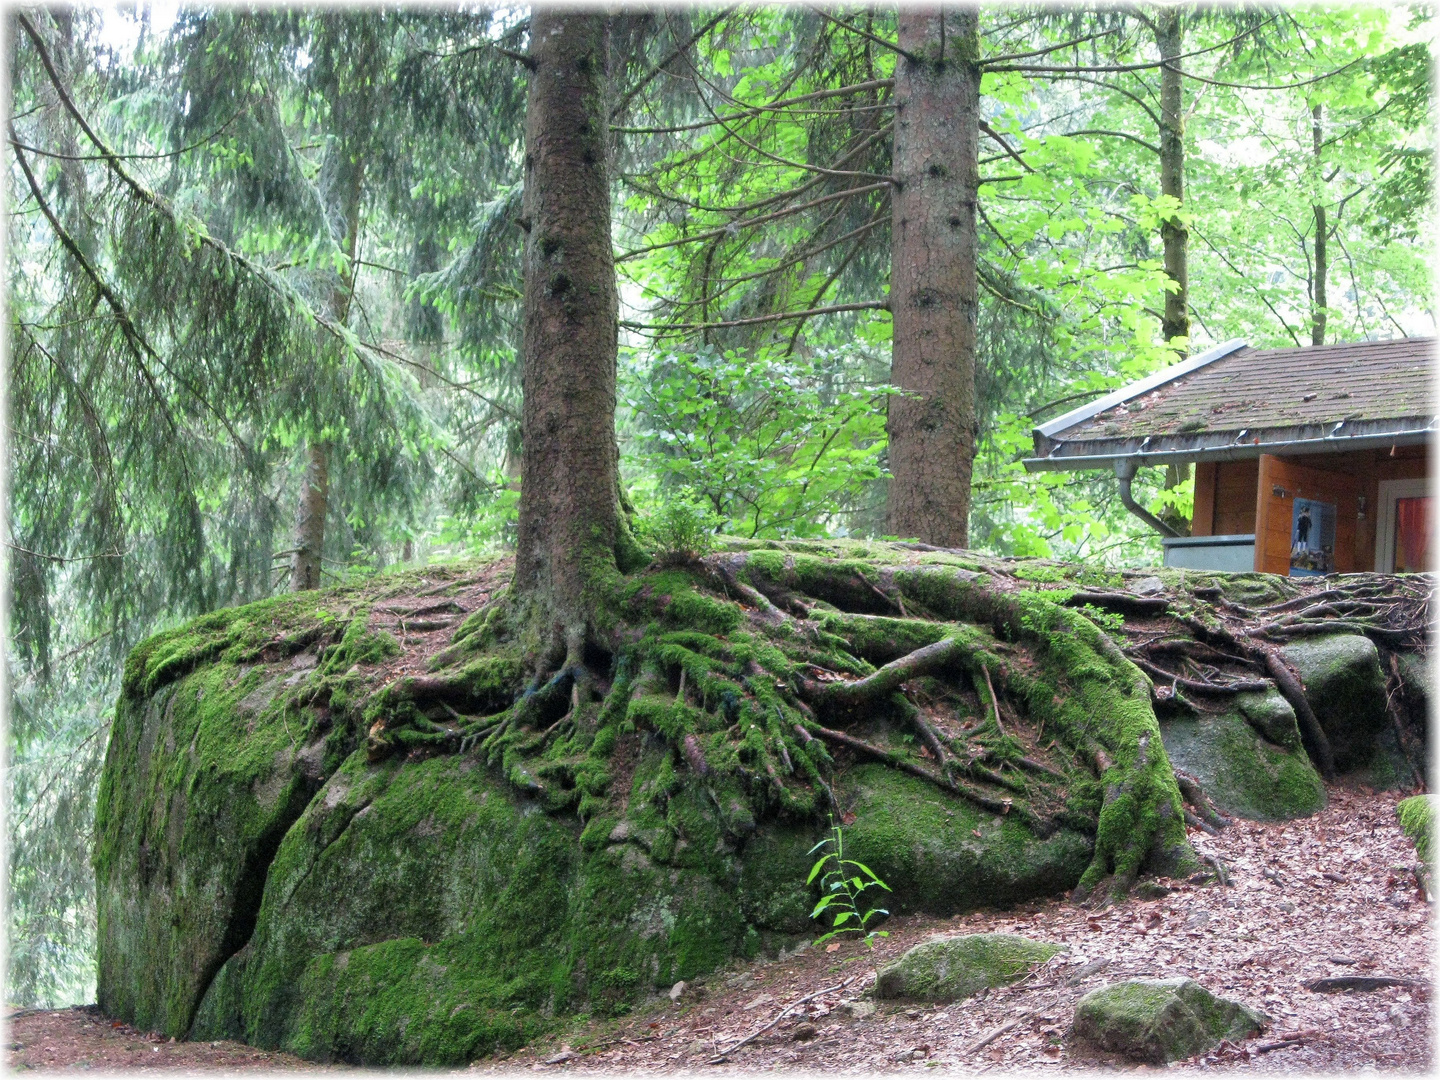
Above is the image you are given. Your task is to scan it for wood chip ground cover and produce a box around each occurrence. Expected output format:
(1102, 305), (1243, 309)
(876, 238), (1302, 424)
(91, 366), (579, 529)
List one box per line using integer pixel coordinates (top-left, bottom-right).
(8, 768), (1429, 1074)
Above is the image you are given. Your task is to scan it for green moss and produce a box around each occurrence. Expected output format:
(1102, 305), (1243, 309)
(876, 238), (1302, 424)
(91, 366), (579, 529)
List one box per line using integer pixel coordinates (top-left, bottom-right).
(841, 765), (1092, 913)
(1397, 795), (1436, 869)
(97, 639), (344, 1036)
(875, 933), (1063, 1001)
(1072, 978), (1264, 1064)
(1159, 711), (1324, 822)
(1012, 563), (1067, 583)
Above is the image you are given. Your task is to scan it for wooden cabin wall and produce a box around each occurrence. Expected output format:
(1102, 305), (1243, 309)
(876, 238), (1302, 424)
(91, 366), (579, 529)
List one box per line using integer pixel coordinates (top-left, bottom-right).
(1252, 447), (1430, 574)
(1190, 460), (1260, 537)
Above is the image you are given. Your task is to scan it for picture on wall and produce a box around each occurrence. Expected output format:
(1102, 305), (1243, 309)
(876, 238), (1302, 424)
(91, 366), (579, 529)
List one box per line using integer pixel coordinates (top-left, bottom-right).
(1289, 497), (1336, 576)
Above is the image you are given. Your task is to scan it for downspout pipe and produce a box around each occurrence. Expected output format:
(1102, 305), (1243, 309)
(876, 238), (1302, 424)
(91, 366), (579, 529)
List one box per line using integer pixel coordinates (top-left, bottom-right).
(1113, 457), (1180, 538)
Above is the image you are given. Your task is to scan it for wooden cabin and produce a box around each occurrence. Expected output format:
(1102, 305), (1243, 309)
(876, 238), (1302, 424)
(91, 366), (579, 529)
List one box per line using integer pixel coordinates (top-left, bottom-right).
(1023, 337), (1435, 574)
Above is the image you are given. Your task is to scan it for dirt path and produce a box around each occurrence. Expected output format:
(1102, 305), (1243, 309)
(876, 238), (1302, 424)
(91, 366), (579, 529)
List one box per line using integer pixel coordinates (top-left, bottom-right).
(9, 786), (1428, 1074)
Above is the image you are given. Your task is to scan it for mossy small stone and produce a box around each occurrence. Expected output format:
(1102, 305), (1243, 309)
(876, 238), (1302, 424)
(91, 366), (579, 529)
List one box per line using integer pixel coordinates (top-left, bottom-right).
(1235, 688), (1301, 750)
(875, 933), (1062, 1002)
(1397, 794), (1437, 870)
(1280, 634), (1387, 772)
(1071, 978), (1264, 1063)
(1159, 710), (1324, 822)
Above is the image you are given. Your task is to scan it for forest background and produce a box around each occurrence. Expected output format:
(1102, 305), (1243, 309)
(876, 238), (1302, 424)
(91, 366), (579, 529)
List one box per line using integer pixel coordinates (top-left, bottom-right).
(6, 1), (1433, 1009)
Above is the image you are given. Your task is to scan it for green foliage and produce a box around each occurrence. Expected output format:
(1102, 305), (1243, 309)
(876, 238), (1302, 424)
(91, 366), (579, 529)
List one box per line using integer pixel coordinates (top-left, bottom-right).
(624, 345), (890, 538)
(634, 492), (724, 565)
(806, 821), (891, 950)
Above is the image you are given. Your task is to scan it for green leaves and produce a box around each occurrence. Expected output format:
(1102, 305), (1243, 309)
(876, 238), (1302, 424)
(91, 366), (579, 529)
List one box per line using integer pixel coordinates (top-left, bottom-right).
(806, 820), (891, 950)
(623, 344), (892, 539)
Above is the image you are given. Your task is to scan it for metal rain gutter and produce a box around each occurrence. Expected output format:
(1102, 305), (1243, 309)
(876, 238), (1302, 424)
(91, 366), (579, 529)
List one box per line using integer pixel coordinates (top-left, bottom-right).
(1022, 424), (1436, 473)
(1113, 457), (1180, 538)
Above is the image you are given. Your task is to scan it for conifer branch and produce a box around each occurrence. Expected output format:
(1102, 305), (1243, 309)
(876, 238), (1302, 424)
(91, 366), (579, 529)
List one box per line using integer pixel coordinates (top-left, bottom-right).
(690, 83), (895, 185)
(611, 8), (734, 119)
(808, 8), (919, 62)
(616, 181), (889, 262)
(646, 211), (887, 312)
(980, 29), (1120, 66)
(621, 300), (888, 333)
(9, 130), (178, 440)
(987, 19), (1280, 74)
(1174, 59), (1361, 91)
(980, 121), (1035, 173)
(1060, 128), (1161, 155)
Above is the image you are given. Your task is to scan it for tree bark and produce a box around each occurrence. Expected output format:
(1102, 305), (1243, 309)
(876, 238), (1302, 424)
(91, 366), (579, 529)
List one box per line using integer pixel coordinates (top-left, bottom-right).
(289, 441), (329, 591)
(513, 10), (628, 665)
(1157, 9), (1189, 350)
(1311, 103), (1327, 346)
(886, 8), (979, 548)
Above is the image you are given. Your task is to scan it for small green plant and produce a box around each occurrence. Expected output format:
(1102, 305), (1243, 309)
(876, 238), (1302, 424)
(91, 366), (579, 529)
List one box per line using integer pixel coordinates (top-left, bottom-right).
(1076, 602), (1126, 632)
(636, 491), (724, 564)
(807, 821), (891, 949)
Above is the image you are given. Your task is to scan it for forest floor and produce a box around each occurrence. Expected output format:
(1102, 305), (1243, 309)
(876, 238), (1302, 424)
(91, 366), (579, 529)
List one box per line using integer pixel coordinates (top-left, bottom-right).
(6, 783), (1431, 1074)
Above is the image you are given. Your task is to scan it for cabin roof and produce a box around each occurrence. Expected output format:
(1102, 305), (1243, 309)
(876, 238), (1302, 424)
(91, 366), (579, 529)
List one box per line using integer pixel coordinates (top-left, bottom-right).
(1024, 337), (1436, 472)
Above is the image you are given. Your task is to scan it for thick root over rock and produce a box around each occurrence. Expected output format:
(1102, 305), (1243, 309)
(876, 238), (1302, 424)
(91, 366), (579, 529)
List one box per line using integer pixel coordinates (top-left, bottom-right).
(363, 540), (1199, 900)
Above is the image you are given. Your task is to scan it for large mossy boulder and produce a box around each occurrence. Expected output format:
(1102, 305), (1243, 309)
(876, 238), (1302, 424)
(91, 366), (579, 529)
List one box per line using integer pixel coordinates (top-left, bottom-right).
(97, 556), (1116, 1066)
(875, 933), (1062, 1001)
(1158, 690), (1324, 822)
(842, 765), (1093, 912)
(126, 543), (1413, 1065)
(1071, 978), (1264, 1063)
(94, 596), (366, 1037)
(1281, 634), (1388, 772)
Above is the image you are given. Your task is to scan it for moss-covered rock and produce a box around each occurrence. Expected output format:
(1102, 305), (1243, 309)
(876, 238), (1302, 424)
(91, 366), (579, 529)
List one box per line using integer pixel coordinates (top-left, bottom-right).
(1071, 978), (1264, 1063)
(875, 933), (1062, 1002)
(1395, 653), (1432, 713)
(95, 595), (363, 1035)
(95, 546), (1237, 1065)
(1235, 688), (1302, 750)
(1397, 795), (1437, 870)
(1280, 635), (1388, 773)
(842, 765), (1093, 911)
(1159, 708), (1324, 822)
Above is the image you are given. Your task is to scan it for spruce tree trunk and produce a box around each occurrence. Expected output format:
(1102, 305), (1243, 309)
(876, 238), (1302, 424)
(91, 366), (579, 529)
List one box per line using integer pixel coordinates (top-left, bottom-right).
(886, 8), (979, 548)
(1311, 103), (1327, 346)
(289, 148), (364, 593)
(289, 441), (329, 591)
(1157, 9), (1189, 349)
(513, 10), (628, 666)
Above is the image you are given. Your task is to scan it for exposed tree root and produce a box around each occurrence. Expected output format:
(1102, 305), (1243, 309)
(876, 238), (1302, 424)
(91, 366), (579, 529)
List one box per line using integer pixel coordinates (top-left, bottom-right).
(347, 543), (1429, 907)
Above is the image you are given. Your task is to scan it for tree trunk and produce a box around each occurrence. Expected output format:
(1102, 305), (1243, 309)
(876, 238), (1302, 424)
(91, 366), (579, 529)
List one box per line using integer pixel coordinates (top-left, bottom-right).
(513, 10), (629, 666)
(1157, 9), (1189, 350)
(289, 441), (329, 591)
(886, 8), (979, 549)
(290, 145), (365, 593)
(1311, 103), (1327, 346)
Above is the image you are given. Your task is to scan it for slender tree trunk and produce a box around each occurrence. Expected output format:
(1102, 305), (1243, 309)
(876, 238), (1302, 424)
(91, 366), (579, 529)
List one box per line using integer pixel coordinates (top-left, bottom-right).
(289, 442), (329, 591)
(1311, 103), (1327, 346)
(886, 8), (979, 548)
(290, 151), (365, 592)
(513, 10), (629, 666)
(1157, 9), (1189, 349)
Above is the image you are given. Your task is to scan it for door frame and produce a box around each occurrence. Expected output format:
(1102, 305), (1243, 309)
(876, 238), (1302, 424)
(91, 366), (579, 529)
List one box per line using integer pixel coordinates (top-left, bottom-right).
(1374, 476), (1430, 572)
